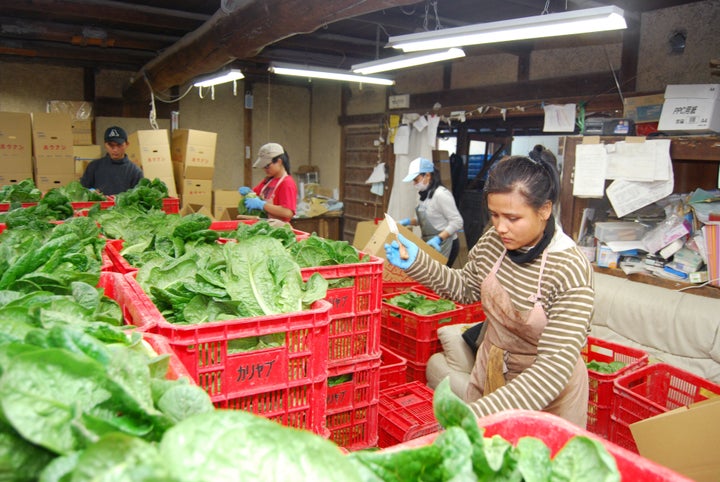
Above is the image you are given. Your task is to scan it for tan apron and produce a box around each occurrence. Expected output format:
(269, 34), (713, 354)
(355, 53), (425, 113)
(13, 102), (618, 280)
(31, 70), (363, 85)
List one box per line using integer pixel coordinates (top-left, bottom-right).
(465, 249), (588, 428)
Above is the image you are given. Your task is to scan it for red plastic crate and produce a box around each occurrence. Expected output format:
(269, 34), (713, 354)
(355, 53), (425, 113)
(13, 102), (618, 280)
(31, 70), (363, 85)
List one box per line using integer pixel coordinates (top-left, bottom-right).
(611, 363), (720, 453)
(581, 337), (649, 439)
(377, 381), (440, 448)
(210, 219), (310, 240)
(97, 271), (158, 331)
(404, 359), (428, 384)
(162, 197), (180, 214)
(381, 281), (421, 294)
(0, 202), (37, 212)
(325, 356), (382, 449)
(381, 289), (467, 341)
(380, 325), (441, 365)
(142, 333), (195, 382)
(326, 401), (379, 451)
(220, 378), (328, 435)
(411, 284), (486, 324)
(379, 346), (407, 391)
(327, 310), (381, 367)
(124, 272), (331, 432)
(301, 252), (384, 318)
(71, 200), (115, 215)
(384, 409), (692, 481)
(327, 355), (381, 412)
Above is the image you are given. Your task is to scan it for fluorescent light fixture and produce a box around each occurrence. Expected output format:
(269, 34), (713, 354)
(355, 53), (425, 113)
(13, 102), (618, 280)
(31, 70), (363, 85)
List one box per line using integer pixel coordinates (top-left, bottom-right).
(352, 48), (465, 74)
(193, 68), (244, 88)
(388, 6), (626, 52)
(269, 62), (394, 86)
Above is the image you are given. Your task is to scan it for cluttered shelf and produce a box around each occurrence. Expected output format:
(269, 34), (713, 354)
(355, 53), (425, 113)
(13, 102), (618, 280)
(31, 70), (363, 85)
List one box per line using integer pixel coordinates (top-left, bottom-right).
(593, 265), (720, 299)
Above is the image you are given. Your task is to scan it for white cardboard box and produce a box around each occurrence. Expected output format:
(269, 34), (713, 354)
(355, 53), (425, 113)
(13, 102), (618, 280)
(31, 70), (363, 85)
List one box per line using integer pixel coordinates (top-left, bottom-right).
(657, 84), (720, 134)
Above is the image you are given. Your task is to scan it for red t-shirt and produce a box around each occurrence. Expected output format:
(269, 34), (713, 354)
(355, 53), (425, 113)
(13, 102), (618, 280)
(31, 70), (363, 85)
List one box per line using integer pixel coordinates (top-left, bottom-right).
(253, 175), (298, 222)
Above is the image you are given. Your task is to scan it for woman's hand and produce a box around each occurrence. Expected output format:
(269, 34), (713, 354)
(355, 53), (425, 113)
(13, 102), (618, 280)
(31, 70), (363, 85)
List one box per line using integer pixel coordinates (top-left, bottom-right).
(384, 233), (418, 269)
(238, 186), (252, 195)
(427, 235), (442, 251)
(244, 196), (266, 211)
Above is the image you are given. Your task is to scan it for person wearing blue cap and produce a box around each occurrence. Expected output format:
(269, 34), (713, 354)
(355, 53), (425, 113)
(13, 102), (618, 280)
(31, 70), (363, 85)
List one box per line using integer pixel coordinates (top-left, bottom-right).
(80, 126), (143, 195)
(398, 157), (463, 267)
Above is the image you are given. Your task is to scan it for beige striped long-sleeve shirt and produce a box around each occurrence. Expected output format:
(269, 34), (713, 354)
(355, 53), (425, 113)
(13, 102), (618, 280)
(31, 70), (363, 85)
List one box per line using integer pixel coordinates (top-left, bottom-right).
(405, 226), (594, 417)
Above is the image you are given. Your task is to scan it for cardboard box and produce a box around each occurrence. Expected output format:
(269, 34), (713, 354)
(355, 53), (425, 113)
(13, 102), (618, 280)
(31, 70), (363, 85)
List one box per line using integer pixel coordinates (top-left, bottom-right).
(213, 189), (241, 219)
(180, 178), (212, 208)
(179, 203), (215, 219)
(0, 173), (34, 185)
(354, 219), (447, 282)
(31, 112), (74, 175)
(125, 129), (177, 197)
(71, 119), (93, 145)
(630, 397), (720, 482)
(171, 128), (216, 180)
(0, 111), (33, 174)
(35, 173), (75, 193)
(622, 94), (665, 123)
(657, 84), (720, 134)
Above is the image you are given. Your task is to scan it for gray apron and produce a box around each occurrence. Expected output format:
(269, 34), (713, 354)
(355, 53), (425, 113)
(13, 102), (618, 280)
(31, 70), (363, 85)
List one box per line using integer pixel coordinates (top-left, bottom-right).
(466, 249), (589, 428)
(416, 205), (453, 259)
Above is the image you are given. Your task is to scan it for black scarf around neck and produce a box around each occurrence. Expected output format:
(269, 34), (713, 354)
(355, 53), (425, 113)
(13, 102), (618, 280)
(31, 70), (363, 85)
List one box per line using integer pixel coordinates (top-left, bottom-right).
(507, 214), (555, 264)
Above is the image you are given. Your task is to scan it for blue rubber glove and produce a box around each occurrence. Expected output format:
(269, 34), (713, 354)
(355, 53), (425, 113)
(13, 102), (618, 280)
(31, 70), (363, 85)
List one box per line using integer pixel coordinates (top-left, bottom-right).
(427, 235), (442, 252)
(244, 196), (266, 211)
(238, 186), (252, 195)
(398, 217), (411, 226)
(384, 233), (419, 270)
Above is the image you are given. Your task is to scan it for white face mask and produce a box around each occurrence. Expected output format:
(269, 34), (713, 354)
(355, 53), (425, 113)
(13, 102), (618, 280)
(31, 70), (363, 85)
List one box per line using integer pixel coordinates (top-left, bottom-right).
(413, 179), (429, 192)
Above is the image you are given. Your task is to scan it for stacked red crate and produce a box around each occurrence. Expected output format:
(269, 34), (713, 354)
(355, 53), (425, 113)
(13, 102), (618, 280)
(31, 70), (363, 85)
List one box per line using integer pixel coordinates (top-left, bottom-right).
(380, 288), (469, 384)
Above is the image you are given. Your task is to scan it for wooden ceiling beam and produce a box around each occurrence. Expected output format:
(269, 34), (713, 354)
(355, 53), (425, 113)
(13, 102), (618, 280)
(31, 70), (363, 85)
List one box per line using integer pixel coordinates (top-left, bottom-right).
(124, 0), (422, 101)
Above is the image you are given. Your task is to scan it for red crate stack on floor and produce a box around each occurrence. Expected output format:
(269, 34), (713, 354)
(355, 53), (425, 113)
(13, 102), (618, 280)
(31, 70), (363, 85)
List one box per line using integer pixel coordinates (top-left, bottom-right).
(610, 362), (720, 453)
(123, 270), (332, 435)
(581, 337), (649, 439)
(377, 380), (441, 448)
(301, 253), (385, 449)
(380, 287), (471, 384)
(379, 346), (407, 391)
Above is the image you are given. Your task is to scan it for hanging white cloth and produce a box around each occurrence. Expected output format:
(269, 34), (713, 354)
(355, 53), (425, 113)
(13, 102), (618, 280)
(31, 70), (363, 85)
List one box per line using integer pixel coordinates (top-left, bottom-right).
(387, 119), (434, 222)
(365, 162), (386, 196)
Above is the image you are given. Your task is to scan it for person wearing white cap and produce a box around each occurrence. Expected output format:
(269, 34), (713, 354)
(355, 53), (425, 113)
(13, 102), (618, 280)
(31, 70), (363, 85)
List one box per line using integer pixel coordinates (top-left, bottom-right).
(238, 142), (298, 223)
(398, 157), (463, 266)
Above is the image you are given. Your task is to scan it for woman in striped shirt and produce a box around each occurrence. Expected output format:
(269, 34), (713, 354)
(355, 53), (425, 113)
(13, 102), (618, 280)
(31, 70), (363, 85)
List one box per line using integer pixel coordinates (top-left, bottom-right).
(385, 152), (594, 427)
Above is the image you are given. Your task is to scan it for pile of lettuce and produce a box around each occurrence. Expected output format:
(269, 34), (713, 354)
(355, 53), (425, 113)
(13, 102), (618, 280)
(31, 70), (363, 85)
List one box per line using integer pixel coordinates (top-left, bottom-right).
(386, 292), (457, 316)
(0, 178), (42, 204)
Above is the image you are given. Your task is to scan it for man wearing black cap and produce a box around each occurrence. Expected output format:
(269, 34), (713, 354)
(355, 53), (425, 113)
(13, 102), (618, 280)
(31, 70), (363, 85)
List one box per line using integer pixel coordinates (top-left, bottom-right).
(80, 126), (144, 195)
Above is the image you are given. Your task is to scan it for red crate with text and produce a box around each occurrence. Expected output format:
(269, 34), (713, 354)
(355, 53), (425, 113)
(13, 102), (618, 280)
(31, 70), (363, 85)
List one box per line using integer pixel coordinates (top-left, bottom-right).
(581, 337), (649, 439)
(124, 271), (332, 433)
(301, 252), (384, 318)
(377, 381), (440, 448)
(384, 409), (692, 481)
(610, 362), (720, 453)
(325, 355), (381, 450)
(379, 346), (407, 391)
(380, 289), (467, 365)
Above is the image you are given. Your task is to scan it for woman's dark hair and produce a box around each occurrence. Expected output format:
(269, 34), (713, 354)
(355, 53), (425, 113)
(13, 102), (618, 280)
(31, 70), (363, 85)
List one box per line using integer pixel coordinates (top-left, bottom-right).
(419, 168), (443, 201)
(264, 151), (291, 182)
(483, 148), (560, 210)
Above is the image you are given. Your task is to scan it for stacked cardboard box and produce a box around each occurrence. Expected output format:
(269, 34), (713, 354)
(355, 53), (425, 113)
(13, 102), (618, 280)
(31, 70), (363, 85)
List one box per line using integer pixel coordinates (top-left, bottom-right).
(126, 129), (177, 198)
(47, 100), (94, 146)
(0, 112), (34, 185)
(213, 189), (241, 219)
(31, 112), (75, 192)
(171, 129), (216, 210)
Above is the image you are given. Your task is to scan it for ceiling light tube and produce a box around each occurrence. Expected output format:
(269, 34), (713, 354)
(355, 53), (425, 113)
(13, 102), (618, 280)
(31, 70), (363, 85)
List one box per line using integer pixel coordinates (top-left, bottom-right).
(388, 6), (626, 52)
(352, 48), (465, 74)
(193, 68), (244, 88)
(269, 62), (394, 85)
